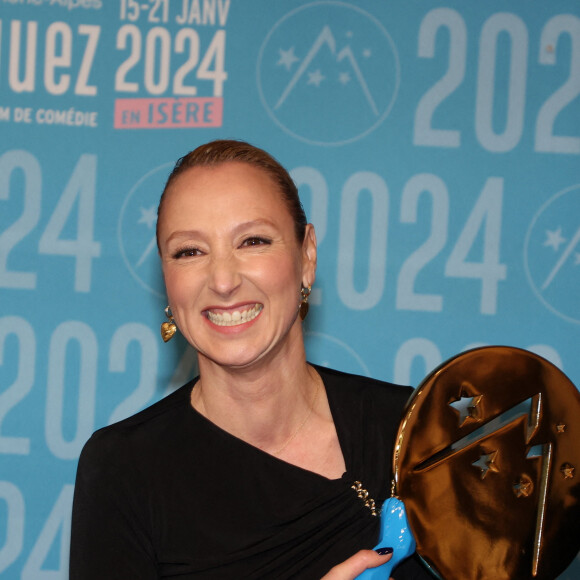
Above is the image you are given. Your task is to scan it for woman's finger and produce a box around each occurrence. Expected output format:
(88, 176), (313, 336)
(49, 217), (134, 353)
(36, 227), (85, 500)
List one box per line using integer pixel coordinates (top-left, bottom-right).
(321, 548), (393, 579)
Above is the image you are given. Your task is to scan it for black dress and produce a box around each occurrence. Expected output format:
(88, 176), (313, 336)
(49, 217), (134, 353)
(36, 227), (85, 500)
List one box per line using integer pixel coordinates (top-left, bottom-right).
(70, 365), (432, 579)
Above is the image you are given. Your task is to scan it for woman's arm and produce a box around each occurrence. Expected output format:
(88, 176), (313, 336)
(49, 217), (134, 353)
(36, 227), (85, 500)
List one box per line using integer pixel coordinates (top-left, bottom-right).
(70, 431), (158, 580)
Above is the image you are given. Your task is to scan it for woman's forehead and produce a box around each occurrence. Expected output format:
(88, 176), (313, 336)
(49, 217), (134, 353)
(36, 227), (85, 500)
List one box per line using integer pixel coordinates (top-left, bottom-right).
(165, 163), (284, 208)
(159, 163), (294, 231)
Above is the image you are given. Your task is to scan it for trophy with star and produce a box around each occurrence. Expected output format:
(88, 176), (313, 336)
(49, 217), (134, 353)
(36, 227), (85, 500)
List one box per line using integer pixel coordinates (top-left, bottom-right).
(359, 346), (580, 580)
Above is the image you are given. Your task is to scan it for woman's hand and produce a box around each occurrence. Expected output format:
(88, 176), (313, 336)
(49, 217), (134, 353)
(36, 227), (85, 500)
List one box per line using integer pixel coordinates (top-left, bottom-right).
(321, 548), (394, 580)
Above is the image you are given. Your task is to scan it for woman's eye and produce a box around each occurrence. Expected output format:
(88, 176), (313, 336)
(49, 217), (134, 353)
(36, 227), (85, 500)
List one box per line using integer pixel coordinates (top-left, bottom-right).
(241, 237), (271, 247)
(173, 247), (202, 259)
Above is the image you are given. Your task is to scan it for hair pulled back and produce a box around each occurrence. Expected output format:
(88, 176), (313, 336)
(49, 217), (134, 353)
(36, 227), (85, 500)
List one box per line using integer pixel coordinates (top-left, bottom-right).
(157, 140), (307, 246)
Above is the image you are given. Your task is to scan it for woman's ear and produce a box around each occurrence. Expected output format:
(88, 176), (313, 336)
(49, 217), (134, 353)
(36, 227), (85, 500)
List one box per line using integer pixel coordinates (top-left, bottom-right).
(302, 224), (317, 287)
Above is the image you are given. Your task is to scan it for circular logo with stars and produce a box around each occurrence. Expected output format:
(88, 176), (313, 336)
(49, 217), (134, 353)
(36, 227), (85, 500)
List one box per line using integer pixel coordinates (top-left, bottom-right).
(305, 331), (370, 376)
(256, 1), (400, 146)
(524, 184), (580, 324)
(117, 164), (172, 297)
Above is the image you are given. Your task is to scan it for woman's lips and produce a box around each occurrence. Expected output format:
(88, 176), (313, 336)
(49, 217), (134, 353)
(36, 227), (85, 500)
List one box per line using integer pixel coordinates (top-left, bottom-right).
(205, 303), (263, 327)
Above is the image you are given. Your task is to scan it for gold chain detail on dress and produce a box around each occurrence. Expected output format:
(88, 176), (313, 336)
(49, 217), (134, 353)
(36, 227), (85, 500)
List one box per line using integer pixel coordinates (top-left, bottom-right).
(351, 480), (379, 516)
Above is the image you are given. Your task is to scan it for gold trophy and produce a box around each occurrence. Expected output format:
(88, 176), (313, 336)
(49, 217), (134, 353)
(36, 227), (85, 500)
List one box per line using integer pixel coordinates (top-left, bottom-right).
(394, 346), (580, 579)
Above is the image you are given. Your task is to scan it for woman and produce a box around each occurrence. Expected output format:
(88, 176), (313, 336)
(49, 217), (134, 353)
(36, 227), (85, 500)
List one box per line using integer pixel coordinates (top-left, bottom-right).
(70, 140), (431, 579)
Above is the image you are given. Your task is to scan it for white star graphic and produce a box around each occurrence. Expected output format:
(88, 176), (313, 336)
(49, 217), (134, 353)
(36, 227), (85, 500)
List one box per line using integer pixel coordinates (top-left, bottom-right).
(138, 206), (157, 229)
(277, 47), (299, 71)
(544, 227), (566, 251)
(541, 225), (580, 290)
(338, 71), (351, 85)
(307, 69), (325, 87)
(363, 48), (372, 58)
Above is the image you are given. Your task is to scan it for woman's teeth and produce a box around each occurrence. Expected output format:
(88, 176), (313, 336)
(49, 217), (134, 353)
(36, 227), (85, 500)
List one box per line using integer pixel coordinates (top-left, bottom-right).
(207, 304), (263, 326)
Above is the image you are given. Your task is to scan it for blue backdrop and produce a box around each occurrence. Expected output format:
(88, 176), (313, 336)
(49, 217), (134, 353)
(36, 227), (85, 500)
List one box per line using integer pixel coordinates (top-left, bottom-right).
(1, 1), (579, 577)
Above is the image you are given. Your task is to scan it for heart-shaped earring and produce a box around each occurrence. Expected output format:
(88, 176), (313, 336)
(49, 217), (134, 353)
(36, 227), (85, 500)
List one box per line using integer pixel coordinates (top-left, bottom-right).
(299, 286), (312, 321)
(161, 306), (177, 342)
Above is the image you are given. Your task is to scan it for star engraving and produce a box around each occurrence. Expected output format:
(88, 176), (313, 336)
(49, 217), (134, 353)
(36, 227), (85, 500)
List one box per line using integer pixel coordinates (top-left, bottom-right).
(138, 206), (157, 229)
(277, 47), (299, 71)
(556, 422), (567, 434)
(472, 450), (499, 479)
(561, 463), (575, 479)
(544, 227), (566, 251)
(449, 394), (483, 426)
(513, 475), (534, 498)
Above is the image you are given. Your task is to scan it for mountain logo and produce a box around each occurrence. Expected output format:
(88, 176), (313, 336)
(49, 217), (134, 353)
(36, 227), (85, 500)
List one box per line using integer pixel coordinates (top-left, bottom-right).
(117, 164), (172, 297)
(257, 1), (399, 146)
(524, 184), (580, 324)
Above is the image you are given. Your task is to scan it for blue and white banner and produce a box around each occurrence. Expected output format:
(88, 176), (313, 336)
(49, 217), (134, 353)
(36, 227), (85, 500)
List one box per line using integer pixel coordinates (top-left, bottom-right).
(1, 1), (578, 577)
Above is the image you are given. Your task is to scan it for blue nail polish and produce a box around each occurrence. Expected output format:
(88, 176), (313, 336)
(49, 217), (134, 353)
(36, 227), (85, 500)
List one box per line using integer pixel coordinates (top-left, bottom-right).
(375, 547), (393, 556)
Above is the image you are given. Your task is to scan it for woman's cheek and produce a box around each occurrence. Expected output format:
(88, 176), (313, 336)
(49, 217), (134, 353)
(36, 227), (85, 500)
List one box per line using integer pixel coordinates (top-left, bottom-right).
(165, 268), (194, 311)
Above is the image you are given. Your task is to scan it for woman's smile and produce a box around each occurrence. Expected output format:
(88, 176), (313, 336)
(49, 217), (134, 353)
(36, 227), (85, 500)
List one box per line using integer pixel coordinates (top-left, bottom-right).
(205, 303), (263, 327)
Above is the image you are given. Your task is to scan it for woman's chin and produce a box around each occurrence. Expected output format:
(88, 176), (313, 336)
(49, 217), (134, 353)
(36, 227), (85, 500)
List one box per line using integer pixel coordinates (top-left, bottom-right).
(198, 347), (270, 371)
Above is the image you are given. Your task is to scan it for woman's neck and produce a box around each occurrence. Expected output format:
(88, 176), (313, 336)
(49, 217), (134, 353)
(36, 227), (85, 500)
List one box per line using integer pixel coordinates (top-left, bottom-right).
(192, 356), (346, 479)
(192, 355), (321, 453)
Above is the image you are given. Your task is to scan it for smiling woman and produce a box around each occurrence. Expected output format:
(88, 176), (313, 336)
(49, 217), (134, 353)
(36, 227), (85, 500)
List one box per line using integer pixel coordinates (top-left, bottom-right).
(69, 140), (432, 580)
(158, 160), (315, 373)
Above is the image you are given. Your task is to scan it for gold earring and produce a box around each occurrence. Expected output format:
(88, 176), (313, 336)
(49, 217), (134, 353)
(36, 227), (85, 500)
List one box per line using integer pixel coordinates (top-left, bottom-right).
(299, 286), (312, 320)
(161, 306), (177, 342)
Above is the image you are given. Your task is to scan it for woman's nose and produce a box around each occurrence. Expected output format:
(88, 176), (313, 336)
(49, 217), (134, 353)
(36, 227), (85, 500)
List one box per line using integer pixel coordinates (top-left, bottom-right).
(207, 253), (242, 297)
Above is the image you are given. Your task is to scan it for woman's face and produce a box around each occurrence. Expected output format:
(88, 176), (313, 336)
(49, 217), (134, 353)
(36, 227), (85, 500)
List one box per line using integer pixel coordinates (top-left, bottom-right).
(157, 162), (316, 370)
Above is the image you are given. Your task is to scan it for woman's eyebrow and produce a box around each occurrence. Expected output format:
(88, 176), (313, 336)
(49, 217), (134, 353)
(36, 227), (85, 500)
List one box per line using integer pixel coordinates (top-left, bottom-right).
(165, 219), (278, 244)
(164, 229), (205, 245)
(231, 219), (278, 236)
